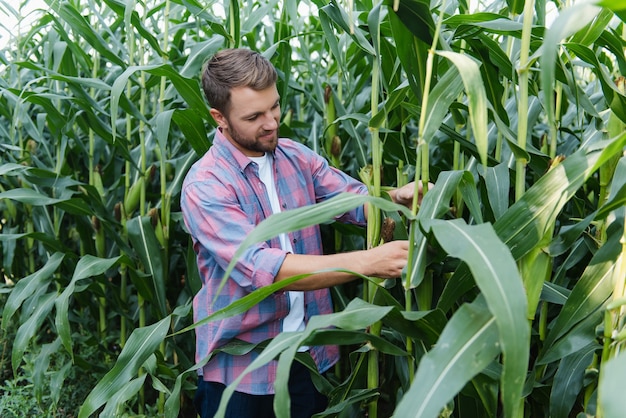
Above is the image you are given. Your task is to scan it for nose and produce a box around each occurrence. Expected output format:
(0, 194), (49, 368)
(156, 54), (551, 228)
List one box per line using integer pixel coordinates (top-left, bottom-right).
(262, 112), (279, 130)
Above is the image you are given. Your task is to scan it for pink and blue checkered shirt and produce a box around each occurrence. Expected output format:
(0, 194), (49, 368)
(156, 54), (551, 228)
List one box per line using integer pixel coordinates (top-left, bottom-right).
(181, 129), (368, 394)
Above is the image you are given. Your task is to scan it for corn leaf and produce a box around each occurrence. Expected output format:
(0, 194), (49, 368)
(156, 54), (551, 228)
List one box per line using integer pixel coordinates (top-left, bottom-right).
(78, 317), (171, 418)
(55, 255), (122, 356)
(127, 216), (167, 318)
(394, 297), (500, 418)
(436, 50), (489, 167)
(598, 351), (626, 417)
(429, 219), (528, 418)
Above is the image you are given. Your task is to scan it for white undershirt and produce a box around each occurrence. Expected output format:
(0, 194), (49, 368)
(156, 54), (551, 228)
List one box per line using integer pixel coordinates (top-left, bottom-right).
(249, 154), (306, 337)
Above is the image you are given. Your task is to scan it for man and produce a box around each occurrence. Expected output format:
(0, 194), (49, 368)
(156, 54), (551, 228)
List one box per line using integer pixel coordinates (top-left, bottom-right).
(181, 48), (417, 418)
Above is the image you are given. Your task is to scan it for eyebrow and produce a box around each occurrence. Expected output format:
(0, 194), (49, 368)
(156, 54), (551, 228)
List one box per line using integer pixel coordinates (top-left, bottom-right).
(241, 98), (281, 120)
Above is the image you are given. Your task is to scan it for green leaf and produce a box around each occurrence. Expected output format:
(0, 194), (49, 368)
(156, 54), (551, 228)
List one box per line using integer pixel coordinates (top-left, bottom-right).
(481, 162), (510, 221)
(506, 0), (524, 15)
(127, 216), (167, 318)
(421, 66), (465, 143)
(598, 351), (626, 417)
(100, 374), (148, 418)
(172, 109), (211, 155)
(55, 255), (121, 356)
(394, 298), (500, 418)
(78, 317), (171, 418)
(387, 0), (434, 45)
(388, 8), (427, 99)
(550, 343), (599, 418)
(408, 170), (473, 289)
(430, 219), (528, 418)
(541, 2), (603, 127)
(12, 291), (56, 373)
(110, 64), (206, 141)
(215, 299), (395, 418)
(539, 223), (623, 360)
(596, 156), (626, 220)
(439, 132), (626, 312)
(53, 2), (125, 67)
(569, 8), (614, 46)
(33, 338), (63, 404)
(2, 252), (64, 329)
(436, 51), (489, 167)
(319, 3), (376, 56)
(564, 42), (626, 123)
(174, 272), (309, 336)
(0, 188), (66, 205)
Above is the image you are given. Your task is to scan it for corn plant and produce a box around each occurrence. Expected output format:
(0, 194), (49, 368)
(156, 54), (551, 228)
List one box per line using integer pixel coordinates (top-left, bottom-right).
(1, 0), (626, 417)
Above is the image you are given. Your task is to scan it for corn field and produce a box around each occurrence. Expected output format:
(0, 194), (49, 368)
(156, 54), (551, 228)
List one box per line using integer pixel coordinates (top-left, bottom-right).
(1, 0), (626, 417)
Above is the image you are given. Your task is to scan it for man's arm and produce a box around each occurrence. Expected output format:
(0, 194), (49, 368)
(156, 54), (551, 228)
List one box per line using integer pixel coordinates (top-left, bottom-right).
(276, 240), (409, 291)
(275, 181), (429, 291)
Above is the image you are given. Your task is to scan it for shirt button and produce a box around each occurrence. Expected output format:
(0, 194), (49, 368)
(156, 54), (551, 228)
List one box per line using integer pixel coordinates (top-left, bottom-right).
(292, 238), (297, 244)
(282, 203), (287, 208)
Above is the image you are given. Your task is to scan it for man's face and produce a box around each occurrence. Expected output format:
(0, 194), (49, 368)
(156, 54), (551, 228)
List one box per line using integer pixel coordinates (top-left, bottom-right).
(211, 85), (281, 157)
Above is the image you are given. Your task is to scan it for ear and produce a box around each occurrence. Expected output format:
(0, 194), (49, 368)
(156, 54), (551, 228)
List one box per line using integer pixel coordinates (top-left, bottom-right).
(209, 108), (228, 129)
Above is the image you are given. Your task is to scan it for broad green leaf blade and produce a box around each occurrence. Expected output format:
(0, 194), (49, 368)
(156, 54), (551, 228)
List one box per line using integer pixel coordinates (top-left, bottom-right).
(408, 170), (474, 289)
(53, 2), (125, 67)
(539, 223), (623, 358)
(78, 317), (171, 418)
(506, 0), (524, 15)
(598, 351), (626, 417)
(569, 8), (614, 46)
(55, 255), (121, 356)
(481, 162), (510, 221)
(12, 292), (56, 373)
(394, 298), (500, 418)
(319, 3), (376, 56)
(387, 0), (435, 45)
(33, 337), (63, 404)
(110, 64), (206, 141)
(2, 252), (64, 329)
(564, 42), (626, 122)
(541, 2), (602, 127)
(173, 272), (308, 336)
(388, 9), (427, 99)
(172, 109), (211, 155)
(430, 219), (528, 418)
(436, 50), (489, 167)
(539, 308), (604, 365)
(155, 109), (174, 157)
(370, 84), (410, 129)
(0, 188), (66, 205)
(127, 216), (167, 317)
(304, 329), (408, 356)
(318, 389), (379, 415)
(596, 156), (626, 220)
(421, 66), (464, 143)
(215, 299), (394, 418)
(99, 375), (148, 418)
(549, 343), (599, 418)
(439, 131), (626, 312)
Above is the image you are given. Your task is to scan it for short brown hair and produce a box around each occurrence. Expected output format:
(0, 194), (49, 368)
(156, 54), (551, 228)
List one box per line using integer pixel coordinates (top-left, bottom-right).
(202, 48), (277, 115)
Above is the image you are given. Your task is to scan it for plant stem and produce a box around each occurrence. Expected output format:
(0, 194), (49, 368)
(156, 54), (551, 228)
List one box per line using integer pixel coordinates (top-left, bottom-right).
(366, 17), (383, 418)
(515, 0), (535, 201)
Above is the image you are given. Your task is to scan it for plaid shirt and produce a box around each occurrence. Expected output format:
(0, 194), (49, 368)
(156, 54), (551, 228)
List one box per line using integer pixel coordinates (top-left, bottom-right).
(181, 129), (368, 394)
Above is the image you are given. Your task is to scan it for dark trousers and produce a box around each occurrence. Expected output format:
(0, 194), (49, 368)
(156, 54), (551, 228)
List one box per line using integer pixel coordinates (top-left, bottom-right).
(194, 361), (328, 418)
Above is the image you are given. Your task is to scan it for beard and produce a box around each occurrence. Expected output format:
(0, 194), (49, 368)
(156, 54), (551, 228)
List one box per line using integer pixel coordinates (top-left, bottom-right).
(226, 119), (278, 154)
